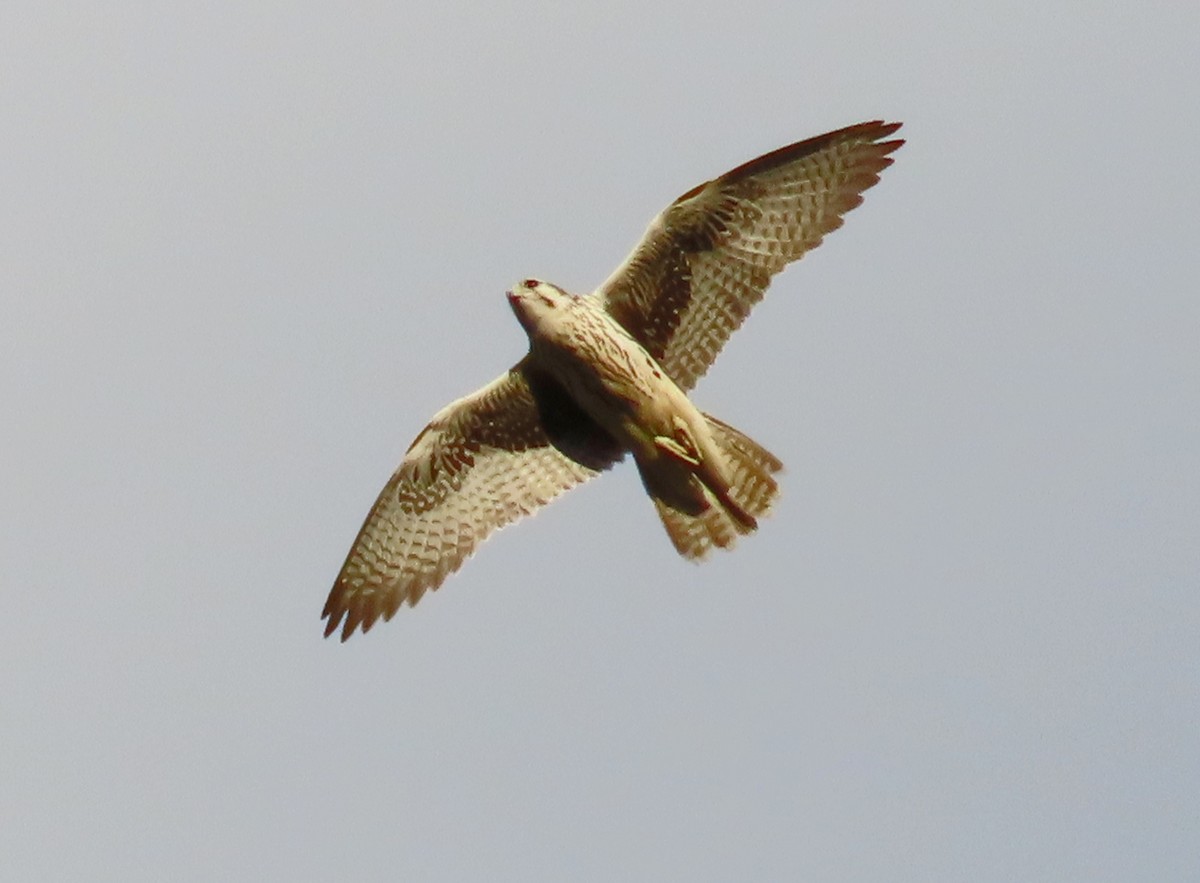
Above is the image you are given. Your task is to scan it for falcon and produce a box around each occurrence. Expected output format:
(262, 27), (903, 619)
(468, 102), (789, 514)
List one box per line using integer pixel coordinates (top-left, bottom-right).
(324, 120), (903, 640)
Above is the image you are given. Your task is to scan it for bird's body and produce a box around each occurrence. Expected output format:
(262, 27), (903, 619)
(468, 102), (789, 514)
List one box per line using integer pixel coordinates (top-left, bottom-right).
(509, 280), (765, 540)
(323, 120), (904, 639)
(509, 281), (712, 477)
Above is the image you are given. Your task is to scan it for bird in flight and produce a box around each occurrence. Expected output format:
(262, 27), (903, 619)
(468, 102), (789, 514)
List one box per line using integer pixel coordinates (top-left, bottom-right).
(324, 120), (903, 640)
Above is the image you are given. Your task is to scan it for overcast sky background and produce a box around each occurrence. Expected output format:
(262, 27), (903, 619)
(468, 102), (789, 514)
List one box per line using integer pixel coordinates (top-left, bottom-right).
(3, 2), (1198, 880)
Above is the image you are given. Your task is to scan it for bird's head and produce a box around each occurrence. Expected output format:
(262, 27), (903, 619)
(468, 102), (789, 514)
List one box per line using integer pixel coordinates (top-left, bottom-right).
(506, 278), (574, 337)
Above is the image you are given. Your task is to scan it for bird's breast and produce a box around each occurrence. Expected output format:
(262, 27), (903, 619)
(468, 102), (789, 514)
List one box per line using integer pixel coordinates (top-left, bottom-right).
(528, 309), (699, 455)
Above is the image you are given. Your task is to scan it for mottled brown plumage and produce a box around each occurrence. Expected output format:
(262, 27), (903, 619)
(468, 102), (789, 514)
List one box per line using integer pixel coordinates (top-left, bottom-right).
(323, 121), (903, 640)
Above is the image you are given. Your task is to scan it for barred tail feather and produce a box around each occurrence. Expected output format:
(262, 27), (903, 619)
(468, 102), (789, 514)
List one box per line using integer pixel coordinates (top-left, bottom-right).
(703, 412), (783, 520)
(645, 414), (783, 561)
(652, 493), (742, 559)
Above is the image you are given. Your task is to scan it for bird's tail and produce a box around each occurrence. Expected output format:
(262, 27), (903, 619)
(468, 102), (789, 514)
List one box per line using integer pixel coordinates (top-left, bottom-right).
(640, 413), (783, 560)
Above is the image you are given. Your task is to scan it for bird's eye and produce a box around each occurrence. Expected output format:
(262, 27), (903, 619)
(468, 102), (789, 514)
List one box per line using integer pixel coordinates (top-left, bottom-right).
(522, 278), (539, 290)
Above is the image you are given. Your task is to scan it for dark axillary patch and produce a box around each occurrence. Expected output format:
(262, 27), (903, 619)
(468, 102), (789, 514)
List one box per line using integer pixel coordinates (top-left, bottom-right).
(523, 366), (625, 472)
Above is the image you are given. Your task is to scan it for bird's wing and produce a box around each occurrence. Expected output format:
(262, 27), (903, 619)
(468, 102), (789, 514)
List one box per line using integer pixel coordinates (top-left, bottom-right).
(323, 362), (621, 640)
(592, 121), (903, 391)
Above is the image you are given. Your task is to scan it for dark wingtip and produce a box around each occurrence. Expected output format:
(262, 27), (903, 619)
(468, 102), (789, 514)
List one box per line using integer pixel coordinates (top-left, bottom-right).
(697, 119), (906, 193)
(321, 609), (342, 640)
(322, 582), (356, 641)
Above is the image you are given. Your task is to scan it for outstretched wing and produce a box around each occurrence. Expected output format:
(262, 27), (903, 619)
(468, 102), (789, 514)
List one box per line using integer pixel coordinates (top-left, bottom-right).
(323, 362), (621, 640)
(593, 121), (903, 391)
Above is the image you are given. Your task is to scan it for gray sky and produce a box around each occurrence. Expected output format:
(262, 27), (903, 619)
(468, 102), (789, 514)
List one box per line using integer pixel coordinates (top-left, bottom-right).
(3, 2), (1198, 880)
